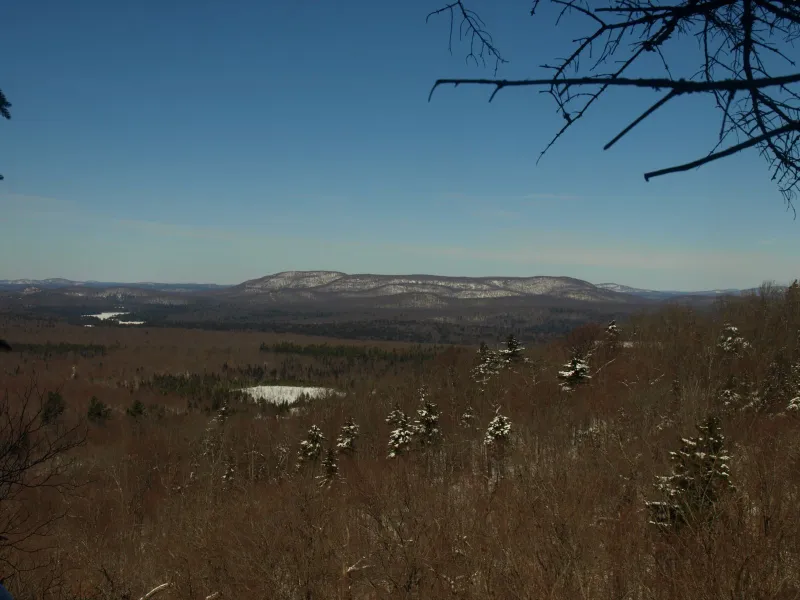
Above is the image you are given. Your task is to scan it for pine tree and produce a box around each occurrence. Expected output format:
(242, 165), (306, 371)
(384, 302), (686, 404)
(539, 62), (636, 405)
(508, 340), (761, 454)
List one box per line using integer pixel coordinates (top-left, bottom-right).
(471, 343), (502, 388)
(558, 354), (592, 392)
(646, 416), (734, 530)
(460, 405), (476, 428)
(717, 323), (751, 357)
(318, 448), (339, 486)
(87, 396), (111, 424)
(484, 412), (512, 486)
(41, 391), (66, 425)
(297, 425), (325, 469)
(472, 335), (529, 389)
(484, 414), (512, 447)
(412, 387), (441, 447)
(605, 320), (621, 350)
(335, 418), (360, 454)
(386, 405), (414, 458)
(498, 334), (526, 364)
(126, 399), (146, 419)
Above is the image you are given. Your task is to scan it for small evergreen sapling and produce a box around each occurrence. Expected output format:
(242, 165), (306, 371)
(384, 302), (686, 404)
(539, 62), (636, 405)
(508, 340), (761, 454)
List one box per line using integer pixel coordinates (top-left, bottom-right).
(646, 416), (734, 530)
(126, 399), (146, 419)
(87, 396), (111, 424)
(460, 405), (476, 428)
(41, 391), (66, 425)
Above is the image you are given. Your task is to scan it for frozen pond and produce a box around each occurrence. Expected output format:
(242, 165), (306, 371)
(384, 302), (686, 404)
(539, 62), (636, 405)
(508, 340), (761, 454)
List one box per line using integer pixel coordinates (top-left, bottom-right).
(239, 385), (343, 405)
(82, 312), (145, 325)
(83, 311), (129, 320)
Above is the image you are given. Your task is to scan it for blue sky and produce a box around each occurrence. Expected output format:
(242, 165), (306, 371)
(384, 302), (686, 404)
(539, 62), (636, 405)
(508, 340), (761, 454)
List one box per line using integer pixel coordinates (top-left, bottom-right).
(0, 0), (798, 290)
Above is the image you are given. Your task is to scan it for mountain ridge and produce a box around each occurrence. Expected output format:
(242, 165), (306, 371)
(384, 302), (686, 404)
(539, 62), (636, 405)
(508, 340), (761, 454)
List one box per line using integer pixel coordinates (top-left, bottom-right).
(0, 272), (764, 305)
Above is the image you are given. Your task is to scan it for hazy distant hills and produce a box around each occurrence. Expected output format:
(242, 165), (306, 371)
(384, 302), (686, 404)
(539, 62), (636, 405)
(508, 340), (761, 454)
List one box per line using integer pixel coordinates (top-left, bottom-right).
(0, 271), (758, 309)
(595, 282), (759, 300)
(0, 278), (226, 292)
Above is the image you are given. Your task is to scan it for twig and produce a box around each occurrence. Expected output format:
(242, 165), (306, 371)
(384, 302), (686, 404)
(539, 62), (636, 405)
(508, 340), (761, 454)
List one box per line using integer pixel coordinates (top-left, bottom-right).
(139, 583), (173, 600)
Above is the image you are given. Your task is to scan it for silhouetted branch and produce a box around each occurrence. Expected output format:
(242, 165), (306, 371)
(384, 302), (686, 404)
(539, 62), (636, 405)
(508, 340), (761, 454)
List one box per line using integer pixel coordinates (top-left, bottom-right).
(428, 73), (800, 101)
(426, 1), (507, 73)
(429, 0), (800, 210)
(0, 88), (9, 181)
(644, 120), (800, 179)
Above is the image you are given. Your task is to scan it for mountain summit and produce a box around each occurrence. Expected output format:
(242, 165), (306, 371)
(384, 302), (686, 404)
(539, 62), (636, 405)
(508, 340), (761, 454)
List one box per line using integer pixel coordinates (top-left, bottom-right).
(229, 271), (635, 304)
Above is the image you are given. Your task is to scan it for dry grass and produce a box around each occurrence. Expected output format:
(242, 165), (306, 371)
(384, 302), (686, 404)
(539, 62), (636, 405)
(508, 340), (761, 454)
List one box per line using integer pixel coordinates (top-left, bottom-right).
(1, 284), (800, 599)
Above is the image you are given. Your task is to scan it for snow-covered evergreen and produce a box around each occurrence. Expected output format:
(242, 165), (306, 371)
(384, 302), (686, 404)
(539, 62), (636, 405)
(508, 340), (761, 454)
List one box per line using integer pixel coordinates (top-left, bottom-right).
(335, 418), (360, 454)
(222, 462), (235, 485)
(484, 414), (512, 447)
(471, 335), (529, 388)
(498, 334), (527, 365)
(386, 405), (414, 458)
(460, 405), (476, 428)
(318, 448), (339, 485)
(646, 416), (734, 529)
(297, 425), (325, 468)
(412, 387), (441, 446)
(786, 361), (800, 412)
(605, 320), (621, 349)
(717, 323), (751, 356)
(558, 354), (592, 392)
(471, 342), (503, 388)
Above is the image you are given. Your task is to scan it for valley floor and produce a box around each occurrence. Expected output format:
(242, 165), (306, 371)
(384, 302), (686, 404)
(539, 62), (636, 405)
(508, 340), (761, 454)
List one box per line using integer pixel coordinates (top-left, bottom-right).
(1, 283), (799, 599)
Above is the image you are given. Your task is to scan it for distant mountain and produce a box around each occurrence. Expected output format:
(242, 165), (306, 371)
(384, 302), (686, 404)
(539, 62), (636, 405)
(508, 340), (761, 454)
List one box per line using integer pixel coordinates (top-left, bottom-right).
(596, 282), (756, 301)
(223, 271), (638, 306)
(0, 273), (773, 310)
(0, 278), (228, 292)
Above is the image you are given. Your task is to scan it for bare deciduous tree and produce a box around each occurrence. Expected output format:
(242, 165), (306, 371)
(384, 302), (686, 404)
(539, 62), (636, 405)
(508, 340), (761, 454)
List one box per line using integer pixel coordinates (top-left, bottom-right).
(0, 377), (84, 579)
(428, 1), (800, 209)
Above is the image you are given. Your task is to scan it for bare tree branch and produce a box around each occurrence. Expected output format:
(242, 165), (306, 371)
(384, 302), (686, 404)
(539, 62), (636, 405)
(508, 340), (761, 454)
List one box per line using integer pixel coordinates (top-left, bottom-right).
(428, 0), (800, 210)
(0, 88), (10, 181)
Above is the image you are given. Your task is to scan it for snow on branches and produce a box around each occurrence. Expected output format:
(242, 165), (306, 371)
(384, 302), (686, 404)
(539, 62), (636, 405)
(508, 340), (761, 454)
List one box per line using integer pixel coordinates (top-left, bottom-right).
(335, 418), (360, 454)
(717, 323), (751, 357)
(297, 425), (325, 469)
(484, 413), (512, 447)
(386, 388), (442, 458)
(558, 354), (592, 392)
(646, 416), (734, 530)
(386, 405), (414, 459)
(471, 335), (529, 388)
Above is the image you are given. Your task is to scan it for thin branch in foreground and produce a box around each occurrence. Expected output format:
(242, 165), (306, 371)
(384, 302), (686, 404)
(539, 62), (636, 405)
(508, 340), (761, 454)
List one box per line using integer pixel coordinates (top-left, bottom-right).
(644, 120), (800, 180)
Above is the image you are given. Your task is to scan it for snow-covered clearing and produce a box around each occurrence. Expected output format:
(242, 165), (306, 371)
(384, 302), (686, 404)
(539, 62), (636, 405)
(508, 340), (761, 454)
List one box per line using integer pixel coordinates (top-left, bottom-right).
(239, 386), (343, 405)
(83, 311), (128, 320)
(82, 312), (145, 325)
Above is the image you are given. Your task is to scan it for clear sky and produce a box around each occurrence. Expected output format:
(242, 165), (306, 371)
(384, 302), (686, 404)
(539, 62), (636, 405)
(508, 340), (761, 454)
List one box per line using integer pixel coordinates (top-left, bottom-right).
(0, 0), (798, 291)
